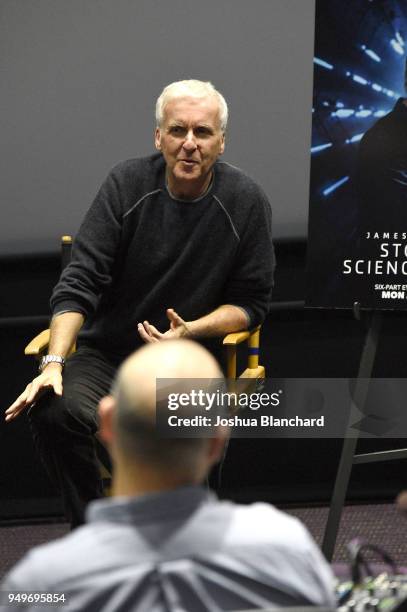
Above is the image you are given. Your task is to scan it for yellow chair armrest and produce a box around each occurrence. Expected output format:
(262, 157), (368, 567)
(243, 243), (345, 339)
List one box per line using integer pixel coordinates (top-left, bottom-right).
(223, 325), (261, 346)
(223, 331), (251, 345)
(24, 329), (50, 356)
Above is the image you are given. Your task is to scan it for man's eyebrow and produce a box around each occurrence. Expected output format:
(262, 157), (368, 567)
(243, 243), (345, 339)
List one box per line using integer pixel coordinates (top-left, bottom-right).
(167, 121), (214, 129)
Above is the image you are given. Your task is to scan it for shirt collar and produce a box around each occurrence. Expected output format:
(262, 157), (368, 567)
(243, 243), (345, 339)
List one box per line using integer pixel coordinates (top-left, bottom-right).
(165, 174), (214, 203)
(86, 485), (213, 525)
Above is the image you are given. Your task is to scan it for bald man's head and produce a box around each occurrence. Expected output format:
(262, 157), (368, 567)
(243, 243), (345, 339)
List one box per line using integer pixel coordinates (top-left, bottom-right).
(107, 340), (225, 482)
(115, 339), (222, 426)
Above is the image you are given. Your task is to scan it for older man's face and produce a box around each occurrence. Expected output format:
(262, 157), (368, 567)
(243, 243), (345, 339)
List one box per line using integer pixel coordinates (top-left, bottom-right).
(155, 95), (225, 198)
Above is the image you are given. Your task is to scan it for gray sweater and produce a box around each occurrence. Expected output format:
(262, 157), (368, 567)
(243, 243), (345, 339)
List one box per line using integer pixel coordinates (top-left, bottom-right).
(51, 153), (275, 358)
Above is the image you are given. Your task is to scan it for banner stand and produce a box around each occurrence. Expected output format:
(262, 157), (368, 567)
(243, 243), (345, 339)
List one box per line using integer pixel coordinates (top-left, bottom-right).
(322, 305), (382, 561)
(322, 306), (407, 560)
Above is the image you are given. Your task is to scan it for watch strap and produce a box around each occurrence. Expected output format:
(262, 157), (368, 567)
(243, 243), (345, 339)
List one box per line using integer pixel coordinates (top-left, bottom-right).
(39, 354), (66, 372)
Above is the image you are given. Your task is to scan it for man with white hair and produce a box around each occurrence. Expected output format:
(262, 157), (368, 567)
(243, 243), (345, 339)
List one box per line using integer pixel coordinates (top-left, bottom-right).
(2, 341), (334, 611)
(6, 80), (275, 527)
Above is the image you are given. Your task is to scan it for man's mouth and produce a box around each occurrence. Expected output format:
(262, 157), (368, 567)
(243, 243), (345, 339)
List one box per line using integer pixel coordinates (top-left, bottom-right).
(179, 159), (199, 165)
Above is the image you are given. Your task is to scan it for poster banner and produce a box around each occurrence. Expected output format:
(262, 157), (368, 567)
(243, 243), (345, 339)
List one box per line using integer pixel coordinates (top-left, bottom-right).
(306, 0), (407, 309)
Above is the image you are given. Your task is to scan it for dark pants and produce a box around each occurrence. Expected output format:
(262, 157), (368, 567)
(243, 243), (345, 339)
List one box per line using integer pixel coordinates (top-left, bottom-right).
(28, 346), (118, 527)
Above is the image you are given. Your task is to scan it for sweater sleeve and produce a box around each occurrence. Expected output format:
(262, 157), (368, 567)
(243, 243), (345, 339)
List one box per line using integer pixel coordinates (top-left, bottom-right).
(50, 167), (124, 318)
(221, 188), (275, 327)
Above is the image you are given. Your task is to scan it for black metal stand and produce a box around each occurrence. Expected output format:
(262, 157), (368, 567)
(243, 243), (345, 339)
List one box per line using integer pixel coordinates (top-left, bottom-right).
(322, 305), (407, 561)
(320, 305), (407, 561)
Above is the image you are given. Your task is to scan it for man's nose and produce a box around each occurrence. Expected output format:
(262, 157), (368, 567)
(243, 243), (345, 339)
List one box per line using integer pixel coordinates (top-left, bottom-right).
(182, 130), (197, 151)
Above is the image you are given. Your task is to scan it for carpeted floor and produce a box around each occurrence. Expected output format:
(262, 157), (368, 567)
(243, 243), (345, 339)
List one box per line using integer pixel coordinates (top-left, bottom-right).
(0, 503), (406, 579)
(0, 521), (69, 579)
(285, 503), (407, 567)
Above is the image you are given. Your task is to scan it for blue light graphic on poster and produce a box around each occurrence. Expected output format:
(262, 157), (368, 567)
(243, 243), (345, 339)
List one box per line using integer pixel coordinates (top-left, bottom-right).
(306, 0), (407, 309)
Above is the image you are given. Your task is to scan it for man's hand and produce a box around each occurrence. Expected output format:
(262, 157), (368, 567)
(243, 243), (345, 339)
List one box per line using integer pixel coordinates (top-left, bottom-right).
(138, 304), (249, 343)
(138, 308), (190, 343)
(5, 364), (63, 422)
(5, 310), (83, 422)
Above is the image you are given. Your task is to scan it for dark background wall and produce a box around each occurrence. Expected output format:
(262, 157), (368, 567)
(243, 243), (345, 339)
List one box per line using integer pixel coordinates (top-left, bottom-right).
(1, 0), (406, 520)
(2, 242), (406, 520)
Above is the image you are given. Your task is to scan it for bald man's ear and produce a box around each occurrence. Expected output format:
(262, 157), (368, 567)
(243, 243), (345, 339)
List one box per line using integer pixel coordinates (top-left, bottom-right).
(98, 395), (116, 447)
(207, 427), (229, 467)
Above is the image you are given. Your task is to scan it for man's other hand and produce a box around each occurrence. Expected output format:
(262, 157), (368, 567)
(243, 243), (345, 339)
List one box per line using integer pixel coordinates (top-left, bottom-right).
(137, 308), (191, 343)
(5, 364), (63, 422)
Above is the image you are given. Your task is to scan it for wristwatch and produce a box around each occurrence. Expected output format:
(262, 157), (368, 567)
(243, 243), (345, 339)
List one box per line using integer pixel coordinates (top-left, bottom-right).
(39, 354), (66, 372)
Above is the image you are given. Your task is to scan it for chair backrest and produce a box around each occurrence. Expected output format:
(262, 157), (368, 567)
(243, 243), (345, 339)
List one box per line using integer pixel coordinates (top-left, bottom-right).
(61, 235), (73, 270)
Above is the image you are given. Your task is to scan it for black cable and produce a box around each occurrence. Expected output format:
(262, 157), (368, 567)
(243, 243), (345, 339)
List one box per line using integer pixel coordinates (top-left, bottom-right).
(347, 539), (398, 584)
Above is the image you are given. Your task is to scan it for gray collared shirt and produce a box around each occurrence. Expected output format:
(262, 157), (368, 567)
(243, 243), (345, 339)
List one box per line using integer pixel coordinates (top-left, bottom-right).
(1, 486), (335, 611)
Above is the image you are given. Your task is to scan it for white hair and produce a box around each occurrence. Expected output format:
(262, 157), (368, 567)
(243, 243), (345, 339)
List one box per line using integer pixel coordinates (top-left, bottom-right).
(155, 79), (228, 132)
